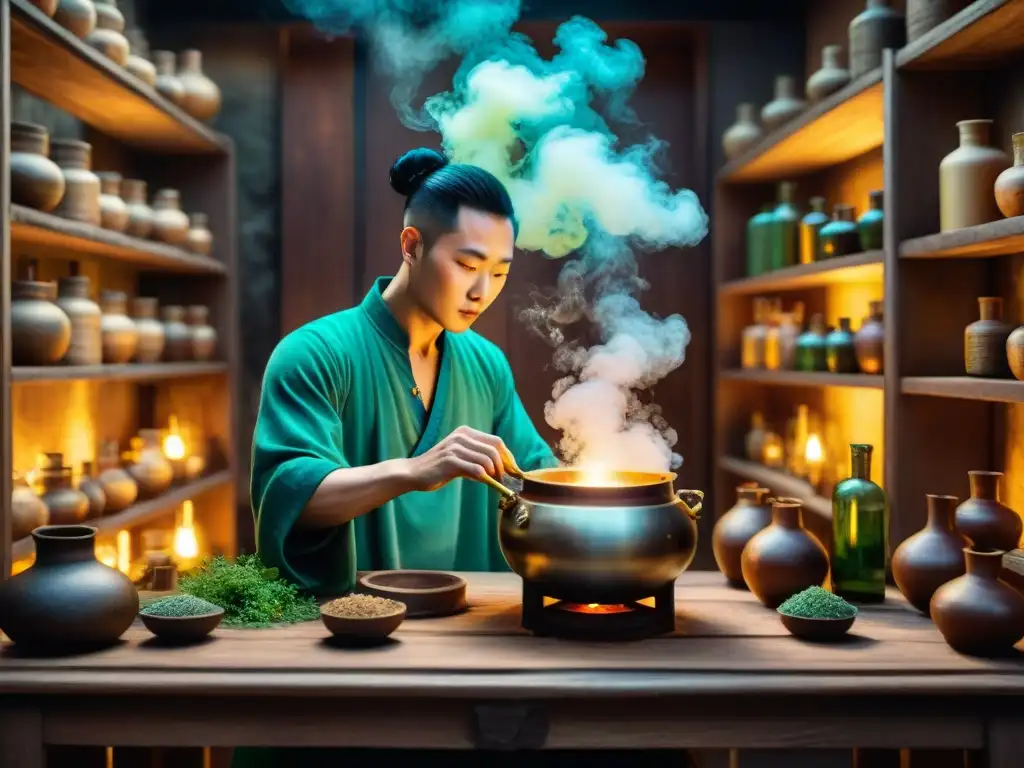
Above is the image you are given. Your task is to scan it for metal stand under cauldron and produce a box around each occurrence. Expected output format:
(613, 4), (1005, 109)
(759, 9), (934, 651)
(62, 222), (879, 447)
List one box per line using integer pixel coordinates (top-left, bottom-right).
(520, 580), (676, 640)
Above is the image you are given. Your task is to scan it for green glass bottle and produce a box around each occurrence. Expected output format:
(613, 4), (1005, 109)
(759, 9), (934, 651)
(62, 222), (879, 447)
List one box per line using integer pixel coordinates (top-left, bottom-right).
(832, 443), (889, 603)
(799, 196), (829, 264)
(770, 181), (799, 271)
(794, 313), (828, 372)
(746, 204), (774, 277)
(857, 189), (884, 251)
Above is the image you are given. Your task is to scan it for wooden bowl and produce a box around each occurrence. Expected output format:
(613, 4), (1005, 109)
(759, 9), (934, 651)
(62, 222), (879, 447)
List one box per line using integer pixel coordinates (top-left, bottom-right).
(140, 608), (225, 642)
(778, 610), (856, 641)
(358, 570), (468, 618)
(320, 601), (407, 641)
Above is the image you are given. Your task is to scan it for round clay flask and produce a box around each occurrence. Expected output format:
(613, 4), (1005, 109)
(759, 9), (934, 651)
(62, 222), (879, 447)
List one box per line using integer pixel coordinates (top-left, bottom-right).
(713, 484), (772, 588)
(11, 259), (72, 366)
(965, 296), (1013, 378)
(153, 50), (186, 106)
(161, 305), (192, 361)
(54, 0), (97, 38)
(55, 261), (102, 366)
(10, 121), (66, 212)
(994, 132), (1024, 218)
(151, 188), (191, 245)
(177, 50), (222, 122)
(908, 0), (971, 42)
(29, 0), (59, 16)
(121, 178), (154, 238)
(955, 471), (1023, 552)
(722, 103), (763, 160)
(806, 45), (851, 102)
(760, 75), (806, 133)
(892, 494), (967, 615)
(95, 439), (138, 513)
(99, 289), (138, 364)
(76, 461), (107, 518)
(930, 549), (1024, 657)
(84, 0), (128, 65)
(740, 497), (830, 608)
(38, 453), (91, 525)
(854, 300), (884, 374)
(1007, 325), (1024, 381)
(97, 171), (128, 232)
(940, 120), (1011, 232)
(131, 296), (165, 363)
(187, 305), (217, 361)
(187, 212), (214, 255)
(124, 28), (156, 86)
(848, 0), (905, 79)
(0, 525), (139, 651)
(50, 138), (101, 226)
(12, 474), (49, 541)
(128, 431), (174, 498)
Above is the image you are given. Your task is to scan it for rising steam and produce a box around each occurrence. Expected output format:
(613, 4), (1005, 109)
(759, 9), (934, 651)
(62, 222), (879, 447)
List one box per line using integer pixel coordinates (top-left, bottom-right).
(285, 1), (709, 472)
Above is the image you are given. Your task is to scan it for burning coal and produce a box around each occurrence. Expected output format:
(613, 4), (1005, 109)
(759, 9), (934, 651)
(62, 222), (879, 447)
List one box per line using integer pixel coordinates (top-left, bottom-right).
(284, 1), (709, 472)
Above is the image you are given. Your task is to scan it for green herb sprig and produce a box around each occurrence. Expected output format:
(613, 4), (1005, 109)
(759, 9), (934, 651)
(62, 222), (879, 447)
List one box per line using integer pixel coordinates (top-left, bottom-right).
(778, 586), (858, 619)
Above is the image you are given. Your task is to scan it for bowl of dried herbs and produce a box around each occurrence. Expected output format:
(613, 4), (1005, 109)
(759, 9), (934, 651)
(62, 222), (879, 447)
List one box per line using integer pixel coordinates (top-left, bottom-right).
(777, 586), (858, 641)
(139, 594), (225, 642)
(320, 593), (407, 642)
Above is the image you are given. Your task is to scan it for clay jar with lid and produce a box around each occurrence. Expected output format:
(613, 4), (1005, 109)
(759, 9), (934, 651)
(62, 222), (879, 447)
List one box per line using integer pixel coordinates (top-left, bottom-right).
(124, 28), (156, 86)
(161, 305), (192, 361)
(806, 44), (851, 102)
(128, 430), (174, 498)
(187, 305), (217, 361)
(994, 132), (1024, 218)
(55, 261), (102, 366)
(84, 0), (128, 65)
(761, 75), (806, 133)
(99, 289), (138, 364)
(131, 297), (165, 363)
(713, 484), (772, 588)
(177, 50), (222, 122)
(151, 189), (191, 246)
(153, 50), (186, 106)
(187, 212), (214, 255)
(965, 297), (1013, 378)
(121, 178), (154, 238)
(11, 259), (72, 366)
(940, 120), (1011, 232)
(95, 439), (138, 513)
(54, 0), (97, 38)
(50, 139), (101, 226)
(96, 172), (128, 232)
(891, 494), (967, 615)
(10, 121), (66, 212)
(722, 103), (762, 161)
(955, 471), (1023, 552)
(39, 453), (91, 525)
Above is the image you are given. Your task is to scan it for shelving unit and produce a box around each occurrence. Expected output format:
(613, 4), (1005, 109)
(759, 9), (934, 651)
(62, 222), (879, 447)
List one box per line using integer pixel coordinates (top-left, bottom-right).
(1, 1), (239, 579)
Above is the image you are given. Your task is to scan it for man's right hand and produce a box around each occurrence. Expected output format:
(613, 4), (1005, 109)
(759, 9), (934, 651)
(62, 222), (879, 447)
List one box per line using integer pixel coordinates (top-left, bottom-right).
(405, 425), (516, 492)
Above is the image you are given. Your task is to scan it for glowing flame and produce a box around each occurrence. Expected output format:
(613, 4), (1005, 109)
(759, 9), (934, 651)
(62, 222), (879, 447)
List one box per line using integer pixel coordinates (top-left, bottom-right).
(575, 464), (620, 487)
(163, 415), (186, 461)
(116, 530), (131, 575)
(173, 500), (199, 561)
(805, 434), (823, 464)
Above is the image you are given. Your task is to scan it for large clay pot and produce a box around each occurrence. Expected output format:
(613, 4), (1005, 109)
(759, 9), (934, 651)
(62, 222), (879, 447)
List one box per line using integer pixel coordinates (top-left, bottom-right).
(29, 0), (59, 16)
(994, 132), (1024, 219)
(186, 212), (214, 256)
(930, 549), (1024, 657)
(713, 484), (772, 587)
(96, 172), (128, 232)
(84, 0), (128, 65)
(854, 300), (885, 374)
(10, 121), (66, 212)
(955, 470), (1023, 552)
(177, 49), (222, 122)
(162, 305), (192, 361)
(849, 0), (905, 79)
(151, 188), (191, 246)
(128, 430), (174, 498)
(54, 0), (97, 38)
(0, 524), (139, 651)
(38, 453), (90, 525)
(55, 262), (102, 366)
(96, 439), (138, 513)
(858, 189), (885, 251)
(723, 103), (763, 161)
(121, 178), (154, 238)
(965, 296), (1013, 378)
(131, 297), (165, 363)
(760, 75), (805, 133)
(153, 50), (186, 106)
(187, 305), (218, 361)
(50, 139), (101, 226)
(908, 0), (971, 42)
(940, 120), (1011, 232)
(12, 474), (49, 541)
(77, 461), (107, 518)
(124, 28), (157, 86)
(99, 289), (138, 364)
(11, 260), (72, 366)
(806, 45), (851, 102)
(740, 497), (830, 608)
(892, 494), (967, 615)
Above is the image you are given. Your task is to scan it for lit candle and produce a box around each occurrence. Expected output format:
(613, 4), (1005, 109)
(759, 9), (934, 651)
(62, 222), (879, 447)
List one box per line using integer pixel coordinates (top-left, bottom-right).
(762, 432), (785, 468)
(162, 415), (188, 482)
(173, 500), (200, 566)
(805, 433), (824, 490)
(116, 530), (131, 575)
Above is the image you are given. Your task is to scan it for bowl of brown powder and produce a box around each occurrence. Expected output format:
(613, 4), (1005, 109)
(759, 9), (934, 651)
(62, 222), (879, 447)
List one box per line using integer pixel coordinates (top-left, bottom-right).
(320, 593), (407, 641)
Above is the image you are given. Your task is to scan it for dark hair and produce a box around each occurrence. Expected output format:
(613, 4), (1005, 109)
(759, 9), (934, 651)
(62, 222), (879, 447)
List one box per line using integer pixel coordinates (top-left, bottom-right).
(389, 147), (518, 244)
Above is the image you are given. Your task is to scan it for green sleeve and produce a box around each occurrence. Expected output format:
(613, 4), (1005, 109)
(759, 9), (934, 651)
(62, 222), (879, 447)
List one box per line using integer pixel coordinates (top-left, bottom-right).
(250, 328), (355, 596)
(490, 349), (559, 472)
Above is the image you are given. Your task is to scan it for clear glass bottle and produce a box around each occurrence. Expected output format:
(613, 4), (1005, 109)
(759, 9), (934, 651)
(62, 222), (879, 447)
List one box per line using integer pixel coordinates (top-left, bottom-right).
(832, 443), (889, 603)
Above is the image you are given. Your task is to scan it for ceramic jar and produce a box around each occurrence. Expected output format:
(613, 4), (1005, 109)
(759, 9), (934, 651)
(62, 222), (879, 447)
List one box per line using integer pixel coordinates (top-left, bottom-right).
(994, 132), (1024, 219)
(50, 139), (101, 226)
(766, 303), (803, 371)
(99, 289), (138, 364)
(723, 103), (763, 161)
(892, 494), (966, 615)
(741, 498), (831, 608)
(187, 212), (214, 256)
(741, 297), (769, 370)
(940, 120), (1011, 232)
(745, 411), (767, 462)
(10, 121), (66, 212)
(806, 45), (851, 102)
(11, 260), (72, 366)
(908, 0), (971, 42)
(177, 49), (222, 122)
(930, 549), (1024, 657)
(29, 0), (59, 15)
(849, 0), (906, 79)
(795, 313), (828, 372)
(770, 181), (800, 271)
(1008, 325), (1024, 381)
(55, 262), (102, 366)
(77, 461), (107, 518)
(955, 471), (1023, 552)
(124, 28), (157, 86)
(12, 474), (49, 541)
(151, 188), (191, 245)
(131, 297), (165, 363)
(799, 196), (829, 264)
(121, 178), (154, 238)
(39, 453), (91, 525)
(97, 172), (128, 232)
(153, 50), (186, 106)
(187, 305), (218, 361)
(965, 297), (1013, 378)
(819, 204), (861, 258)
(95, 440), (138, 513)
(713, 484), (772, 587)
(84, 0), (128, 65)
(54, 0), (97, 38)
(128, 430), (174, 498)
(854, 300), (885, 374)
(162, 305), (192, 361)
(761, 75), (806, 133)
(858, 190), (885, 250)
(826, 318), (859, 373)
(0, 525), (140, 651)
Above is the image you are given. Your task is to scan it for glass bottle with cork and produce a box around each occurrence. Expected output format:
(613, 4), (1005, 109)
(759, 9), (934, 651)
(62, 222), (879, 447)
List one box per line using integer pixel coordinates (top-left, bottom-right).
(831, 443), (889, 602)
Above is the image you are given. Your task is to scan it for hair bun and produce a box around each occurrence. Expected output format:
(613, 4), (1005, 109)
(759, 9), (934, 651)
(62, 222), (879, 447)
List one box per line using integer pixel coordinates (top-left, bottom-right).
(389, 147), (448, 197)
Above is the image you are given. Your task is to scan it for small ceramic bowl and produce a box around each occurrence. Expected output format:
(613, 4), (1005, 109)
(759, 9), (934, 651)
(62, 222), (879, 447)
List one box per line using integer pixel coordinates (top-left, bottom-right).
(320, 600), (407, 641)
(778, 610), (856, 641)
(140, 607), (225, 642)
(358, 570), (468, 618)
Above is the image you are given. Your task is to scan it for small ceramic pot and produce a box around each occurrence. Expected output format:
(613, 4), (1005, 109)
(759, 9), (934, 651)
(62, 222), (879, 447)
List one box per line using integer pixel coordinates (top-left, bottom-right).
(11, 259), (72, 366)
(908, 0), (971, 42)
(761, 75), (806, 133)
(50, 139), (101, 226)
(84, 0), (128, 65)
(121, 178), (154, 239)
(128, 431), (174, 498)
(151, 188), (190, 245)
(186, 212), (214, 255)
(965, 296), (1013, 378)
(54, 0), (97, 38)
(124, 28), (157, 86)
(55, 262), (102, 366)
(177, 50), (222, 122)
(77, 461), (107, 518)
(95, 440), (138, 513)
(940, 119), (1011, 232)
(849, 0), (905, 79)
(29, 0), (59, 16)
(723, 103), (763, 160)
(994, 132), (1024, 218)
(38, 453), (91, 525)
(97, 171), (128, 232)
(806, 45), (851, 102)
(131, 297), (165, 363)
(891, 494), (967, 615)
(10, 121), (66, 212)
(713, 484), (772, 587)
(161, 305), (192, 362)
(99, 290), (139, 364)
(187, 305), (217, 361)
(153, 50), (186, 106)
(955, 471), (1023, 552)
(12, 475), (49, 541)
(1007, 325), (1024, 381)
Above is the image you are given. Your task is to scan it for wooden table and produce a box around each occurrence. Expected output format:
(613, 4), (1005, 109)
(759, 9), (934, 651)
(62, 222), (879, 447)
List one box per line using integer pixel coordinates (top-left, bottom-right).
(1, 572), (1022, 767)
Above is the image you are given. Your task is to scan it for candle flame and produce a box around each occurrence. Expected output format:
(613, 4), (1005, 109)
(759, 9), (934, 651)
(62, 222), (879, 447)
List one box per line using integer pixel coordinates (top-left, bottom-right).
(116, 530), (131, 575)
(805, 433), (823, 464)
(173, 500), (199, 560)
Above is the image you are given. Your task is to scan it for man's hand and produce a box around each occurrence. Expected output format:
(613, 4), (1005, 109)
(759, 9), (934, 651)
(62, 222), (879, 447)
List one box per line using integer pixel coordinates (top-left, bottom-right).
(405, 426), (518, 492)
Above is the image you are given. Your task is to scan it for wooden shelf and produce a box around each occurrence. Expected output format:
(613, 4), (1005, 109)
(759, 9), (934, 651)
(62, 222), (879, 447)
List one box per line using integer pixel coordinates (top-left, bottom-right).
(901, 376), (1024, 402)
(10, 0), (228, 154)
(11, 470), (233, 561)
(11, 205), (226, 275)
(12, 361), (228, 384)
(718, 69), (884, 183)
(718, 457), (832, 519)
(900, 217), (1024, 259)
(719, 251), (884, 296)
(898, 0), (1024, 70)
(719, 370), (885, 389)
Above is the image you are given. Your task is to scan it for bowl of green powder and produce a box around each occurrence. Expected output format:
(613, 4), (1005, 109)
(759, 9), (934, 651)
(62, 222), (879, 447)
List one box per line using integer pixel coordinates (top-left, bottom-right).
(777, 586), (858, 641)
(320, 593), (407, 643)
(139, 595), (225, 642)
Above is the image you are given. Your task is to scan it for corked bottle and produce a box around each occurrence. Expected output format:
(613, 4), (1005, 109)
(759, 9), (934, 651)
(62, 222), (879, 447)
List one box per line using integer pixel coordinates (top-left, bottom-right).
(819, 204), (860, 258)
(10, 121), (66, 212)
(799, 196), (829, 264)
(849, 0), (906, 79)
(713, 484), (772, 588)
(161, 305), (192, 362)
(955, 471), (1023, 552)
(55, 262), (102, 366)
(892, 494), (966, 615)
(153, 50), (186, 106)
(11, 259), (72, 366)
(964, 297), (1013, 378)
(77, 461), (107, 518)
(908, 0), (971, 42)
(940, 120), (1011, 232)
(994, 132), (1024, 219)
(187, 305), (218, 361)
(723, 103), (763, 161)
(124, 28), (157, 86)
(53, 0), (97, 38)
(99, 289), (138, 364)
(96, 172), (128, 232)
(177, 50), (222, 122)
(50, 139), (101, 226)
(760, 75), (806, 133)
(121, 179), (154, 238)
(858, 190), (885, 251)
(131, 297), (165, 363)
(187, 212), (214, 256)
(151, 189), (191, 246)
(854, 300), (885, 374)
(826, 317), (859, 373)
(95, 439), (138, 513)
(806, 45), (851, 102)
(84, 0), (128, 65)
(38, 453), (91, 525)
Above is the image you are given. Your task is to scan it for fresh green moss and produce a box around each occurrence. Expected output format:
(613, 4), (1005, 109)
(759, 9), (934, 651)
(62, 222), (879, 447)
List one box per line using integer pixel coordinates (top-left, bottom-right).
(778, 586), (858, 619)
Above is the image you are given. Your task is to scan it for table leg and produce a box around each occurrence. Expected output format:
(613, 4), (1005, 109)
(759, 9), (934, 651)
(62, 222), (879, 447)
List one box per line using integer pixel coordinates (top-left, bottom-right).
(0, 703), (43, 768)
(987, 717), (1024, 768)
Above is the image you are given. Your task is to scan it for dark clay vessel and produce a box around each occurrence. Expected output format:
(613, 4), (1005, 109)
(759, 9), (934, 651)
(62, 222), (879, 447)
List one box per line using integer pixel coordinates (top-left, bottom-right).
(712, 484), (772, 587)
(955, 471), (1022, 552)
(930, 549), (1024, 657)
(741, 497), (831, 608)
(0, 525), (139, 651)
(891, 494), (966, 615)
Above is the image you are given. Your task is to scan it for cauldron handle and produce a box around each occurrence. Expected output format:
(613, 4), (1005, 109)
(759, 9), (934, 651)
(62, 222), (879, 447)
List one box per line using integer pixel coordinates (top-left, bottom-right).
(675, 489), (704, 520)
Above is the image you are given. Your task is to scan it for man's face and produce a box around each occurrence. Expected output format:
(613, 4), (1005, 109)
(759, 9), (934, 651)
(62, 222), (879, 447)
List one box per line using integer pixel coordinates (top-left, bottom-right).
(406, 206), (515, 332)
